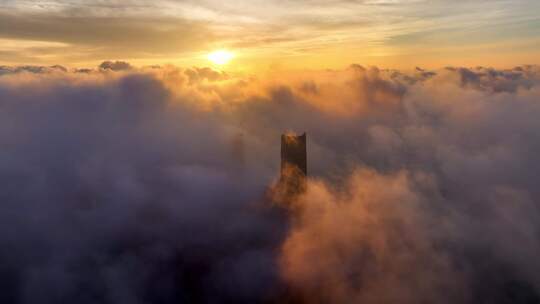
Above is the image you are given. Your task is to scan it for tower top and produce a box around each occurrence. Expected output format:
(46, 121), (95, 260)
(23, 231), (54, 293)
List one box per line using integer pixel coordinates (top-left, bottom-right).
(277, 133), (307, 201)
(281, 133), (307, 177)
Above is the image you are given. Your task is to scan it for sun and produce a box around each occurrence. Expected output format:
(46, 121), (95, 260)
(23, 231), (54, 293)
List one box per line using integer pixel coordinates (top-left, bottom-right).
(207, 50), (234, 65)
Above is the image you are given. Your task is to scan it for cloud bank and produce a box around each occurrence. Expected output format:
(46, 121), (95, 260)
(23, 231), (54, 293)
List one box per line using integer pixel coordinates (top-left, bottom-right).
(0, 63), (540, 303)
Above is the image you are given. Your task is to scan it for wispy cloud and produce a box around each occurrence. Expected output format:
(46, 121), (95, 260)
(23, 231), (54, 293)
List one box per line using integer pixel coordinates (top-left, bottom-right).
(0, 0), (539, 67)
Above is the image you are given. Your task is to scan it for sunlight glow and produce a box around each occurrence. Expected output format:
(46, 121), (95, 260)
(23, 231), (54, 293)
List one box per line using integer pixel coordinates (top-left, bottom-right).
(207, 50), (234, 65)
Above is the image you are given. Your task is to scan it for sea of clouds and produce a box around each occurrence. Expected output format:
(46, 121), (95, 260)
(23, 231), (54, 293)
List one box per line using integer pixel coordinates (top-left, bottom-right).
(0, 62), (539, 303)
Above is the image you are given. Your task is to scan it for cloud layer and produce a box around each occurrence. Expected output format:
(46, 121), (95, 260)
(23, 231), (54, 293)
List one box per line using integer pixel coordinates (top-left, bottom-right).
(1, 1), (539, 67)
(0, 63), (540, 303)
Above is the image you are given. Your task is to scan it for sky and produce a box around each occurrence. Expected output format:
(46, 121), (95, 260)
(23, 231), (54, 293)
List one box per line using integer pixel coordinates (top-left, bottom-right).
(3, 1), (540, 303)
(1, 0), (539, 70)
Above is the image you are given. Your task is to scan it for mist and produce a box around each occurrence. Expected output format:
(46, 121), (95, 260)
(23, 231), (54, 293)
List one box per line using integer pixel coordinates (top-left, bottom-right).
(1, 64), (540, 303)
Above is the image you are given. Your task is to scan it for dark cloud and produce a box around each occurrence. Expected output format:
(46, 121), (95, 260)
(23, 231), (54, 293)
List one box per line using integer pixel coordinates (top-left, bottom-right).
(184, 67), (229, 84)
(0, 64), (540, 303)
(99, 60), (132, 71)
(443, 66), (536, 93)
(0, 70), (287, 303)
(0, 64), (68, 75)
(298, 81), (319, 95)
(0, 11), (213, 60)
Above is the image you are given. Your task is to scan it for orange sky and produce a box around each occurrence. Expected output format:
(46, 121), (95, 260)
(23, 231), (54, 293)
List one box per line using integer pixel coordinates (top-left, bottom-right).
(1, 0), (539, 71)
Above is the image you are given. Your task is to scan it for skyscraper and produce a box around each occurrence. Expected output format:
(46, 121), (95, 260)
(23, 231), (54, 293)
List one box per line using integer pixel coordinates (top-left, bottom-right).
(279, 133), (307, 198)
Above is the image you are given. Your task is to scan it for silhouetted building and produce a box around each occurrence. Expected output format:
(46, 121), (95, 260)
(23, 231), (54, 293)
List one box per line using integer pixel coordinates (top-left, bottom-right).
(281, 133), (307, 177)
(279, 133), (307, 198)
